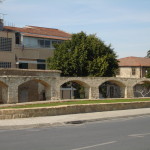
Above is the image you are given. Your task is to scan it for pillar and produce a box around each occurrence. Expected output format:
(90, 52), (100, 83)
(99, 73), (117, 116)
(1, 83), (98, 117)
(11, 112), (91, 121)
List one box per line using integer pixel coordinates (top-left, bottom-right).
(125, 86), (134, 98)
(7, 85), (18, 104)
(89, 86), (99, 99)
(50, 85), (61, 100)
(45, 86), (51, 100)
(84, 87), (90, 99)
(120, 86), (125, 98)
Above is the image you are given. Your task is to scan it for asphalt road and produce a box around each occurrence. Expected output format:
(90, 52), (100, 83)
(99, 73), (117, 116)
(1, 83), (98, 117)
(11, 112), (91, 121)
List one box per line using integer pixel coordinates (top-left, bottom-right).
(0, 115), (150, 150)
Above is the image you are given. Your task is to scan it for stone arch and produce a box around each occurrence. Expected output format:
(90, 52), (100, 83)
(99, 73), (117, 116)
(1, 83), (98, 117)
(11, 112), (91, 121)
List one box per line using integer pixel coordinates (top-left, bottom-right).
(99, 79), (126, 98)
(133, 79), (150, 97)
(0, 81), (8, 104)
(132, 79), (150, 87)
(60, 79), (90, 99)
(18, 79), (51, 103)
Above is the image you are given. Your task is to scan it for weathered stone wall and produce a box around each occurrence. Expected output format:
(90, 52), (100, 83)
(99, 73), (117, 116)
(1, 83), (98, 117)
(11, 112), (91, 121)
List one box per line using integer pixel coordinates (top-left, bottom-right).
(116, 67), (141, 78)
(0, 101), (150, 119)
(0, 69), (150, 104)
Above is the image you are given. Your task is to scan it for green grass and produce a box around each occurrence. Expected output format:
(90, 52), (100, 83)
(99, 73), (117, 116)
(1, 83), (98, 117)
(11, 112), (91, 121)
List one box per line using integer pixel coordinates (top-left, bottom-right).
(0, 98), (150, 109)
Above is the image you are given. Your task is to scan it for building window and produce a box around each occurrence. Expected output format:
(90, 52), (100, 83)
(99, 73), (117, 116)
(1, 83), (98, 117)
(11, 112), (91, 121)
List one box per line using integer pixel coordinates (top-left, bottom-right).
(37, 59), (46, 70)
(15, 32), (21, 44)
(45, 40), (51, 48)
(19, 63), (28, 69)
(132, 67), (136, 75)
(37, 64), (46, 70)
(0, 62), (11, 68)
(0, 37), (12, 51)
(38, 39), (51, 48)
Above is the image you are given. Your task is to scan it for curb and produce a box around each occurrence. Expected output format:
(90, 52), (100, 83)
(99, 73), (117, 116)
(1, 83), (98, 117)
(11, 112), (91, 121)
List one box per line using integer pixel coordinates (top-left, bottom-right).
(1, 112), (150, 130)
(1, 101), (150, 120)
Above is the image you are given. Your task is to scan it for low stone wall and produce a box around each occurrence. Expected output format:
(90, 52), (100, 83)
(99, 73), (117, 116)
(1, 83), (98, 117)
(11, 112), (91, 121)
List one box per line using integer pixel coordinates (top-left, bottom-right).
(0, 101), (150, 119)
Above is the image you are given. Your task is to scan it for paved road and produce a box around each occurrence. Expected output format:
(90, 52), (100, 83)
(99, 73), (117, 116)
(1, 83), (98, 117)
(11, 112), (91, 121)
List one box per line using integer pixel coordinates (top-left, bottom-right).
(0, 115), (150, 150)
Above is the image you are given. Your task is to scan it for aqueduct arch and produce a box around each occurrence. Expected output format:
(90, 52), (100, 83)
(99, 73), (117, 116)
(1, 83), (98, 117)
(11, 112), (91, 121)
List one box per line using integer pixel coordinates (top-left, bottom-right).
(99, 79), (126, 98)
(59, 79), (90, 99)
(133, 79), (150, 97)
(0, 69), (150, 104)
(18, 79), (51, 103)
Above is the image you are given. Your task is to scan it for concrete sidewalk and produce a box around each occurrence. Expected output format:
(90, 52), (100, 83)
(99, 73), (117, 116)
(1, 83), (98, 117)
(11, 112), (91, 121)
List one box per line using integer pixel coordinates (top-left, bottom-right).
(0, 108), (150, 129)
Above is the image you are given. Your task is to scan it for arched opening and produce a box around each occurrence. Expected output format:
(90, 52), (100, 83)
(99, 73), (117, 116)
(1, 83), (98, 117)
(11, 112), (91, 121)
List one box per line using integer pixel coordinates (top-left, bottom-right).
(18, 79), (50, 103)
(0, 81), (8, 104)
(60, 80), (90, 99)
(99, 80), (125, 98)
(134, 81), (150, 97)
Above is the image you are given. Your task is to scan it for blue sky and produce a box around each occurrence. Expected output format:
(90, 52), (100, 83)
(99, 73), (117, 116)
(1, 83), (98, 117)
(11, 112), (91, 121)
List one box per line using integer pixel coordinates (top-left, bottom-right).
(0, 0), (150, 58)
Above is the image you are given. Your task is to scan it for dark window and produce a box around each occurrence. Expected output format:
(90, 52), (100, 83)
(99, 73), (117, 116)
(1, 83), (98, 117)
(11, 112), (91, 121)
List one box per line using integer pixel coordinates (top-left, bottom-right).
(45, 40), (51, 48)
(15, 33), (21, 44)
(0, 62), (11, 68)
(0, 37), (12, 51)
(38, 39), (50, 48)
(38, 40), (44, 47)
(37, 64), (46, 70)
(132, 68), (136, 75)
(19, 63), (28, 69)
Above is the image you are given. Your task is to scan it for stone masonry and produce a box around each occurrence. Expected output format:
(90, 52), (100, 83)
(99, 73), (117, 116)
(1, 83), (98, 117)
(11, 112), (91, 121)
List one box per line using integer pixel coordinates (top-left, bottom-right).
(0, 69), (150, 104)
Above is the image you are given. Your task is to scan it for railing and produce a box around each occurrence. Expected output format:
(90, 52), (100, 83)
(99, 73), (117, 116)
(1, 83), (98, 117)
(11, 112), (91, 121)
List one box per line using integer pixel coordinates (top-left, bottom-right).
(15, 44), (55, 50)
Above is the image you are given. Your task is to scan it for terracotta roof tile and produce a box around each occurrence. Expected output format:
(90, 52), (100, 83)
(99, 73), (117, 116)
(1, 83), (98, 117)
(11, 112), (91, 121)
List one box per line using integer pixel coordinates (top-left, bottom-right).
(3, 25), (71, 40)
(118, 56), (150, 67)
(22, 33), (70, 40)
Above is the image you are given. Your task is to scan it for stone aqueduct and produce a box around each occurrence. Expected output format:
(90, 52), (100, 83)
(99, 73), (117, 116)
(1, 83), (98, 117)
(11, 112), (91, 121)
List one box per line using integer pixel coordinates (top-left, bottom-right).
(0, 69), (150, 104)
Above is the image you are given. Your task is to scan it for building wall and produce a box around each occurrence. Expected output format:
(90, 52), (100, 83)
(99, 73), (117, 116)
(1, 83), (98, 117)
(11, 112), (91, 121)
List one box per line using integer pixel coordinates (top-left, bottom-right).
(116, 66), (150, 78)
(0, 69), (150, 104)
(116, 67), (141, 78)
(0, 31), (16, 68)
(0, 31), (55, 69)
(15, 46), (54, 60)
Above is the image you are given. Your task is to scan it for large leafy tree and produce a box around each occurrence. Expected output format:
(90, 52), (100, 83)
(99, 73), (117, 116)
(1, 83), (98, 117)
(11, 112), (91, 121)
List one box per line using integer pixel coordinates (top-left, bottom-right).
(47, 32), (118, 77)
(146, 50), (150, 58)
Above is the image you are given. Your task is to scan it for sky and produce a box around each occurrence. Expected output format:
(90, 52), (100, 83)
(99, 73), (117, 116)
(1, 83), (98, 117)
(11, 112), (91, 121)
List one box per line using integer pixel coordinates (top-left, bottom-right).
(0, 0), (150, 58)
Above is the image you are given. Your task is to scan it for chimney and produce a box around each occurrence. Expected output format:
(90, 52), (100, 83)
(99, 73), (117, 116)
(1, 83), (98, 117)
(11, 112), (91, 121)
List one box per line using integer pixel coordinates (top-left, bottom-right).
(0, 19), (4, 31)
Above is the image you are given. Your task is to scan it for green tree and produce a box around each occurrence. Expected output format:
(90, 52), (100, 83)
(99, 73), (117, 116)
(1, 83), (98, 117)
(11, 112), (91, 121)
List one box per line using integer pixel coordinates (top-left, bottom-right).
(47, 32), (118, 77)
(146, 50), (150, 58)
(146, 68), (150, 78)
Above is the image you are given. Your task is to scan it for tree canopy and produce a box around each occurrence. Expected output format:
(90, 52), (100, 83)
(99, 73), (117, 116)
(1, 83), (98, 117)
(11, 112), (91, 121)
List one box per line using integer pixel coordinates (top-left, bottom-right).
(146, 50), (150, 58)
(47, 32), (118, 77)
(146, 68), (150, 78)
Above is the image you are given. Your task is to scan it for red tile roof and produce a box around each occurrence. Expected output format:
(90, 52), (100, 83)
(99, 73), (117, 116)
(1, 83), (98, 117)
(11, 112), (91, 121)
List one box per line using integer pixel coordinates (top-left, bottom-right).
(3, 25), (71, 40)
(118, 56), (150, 67)
(22, 33), (70, 40)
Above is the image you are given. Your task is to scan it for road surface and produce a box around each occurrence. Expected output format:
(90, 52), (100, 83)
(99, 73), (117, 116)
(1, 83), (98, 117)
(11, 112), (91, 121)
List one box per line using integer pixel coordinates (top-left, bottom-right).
(0, 115), (150, 150)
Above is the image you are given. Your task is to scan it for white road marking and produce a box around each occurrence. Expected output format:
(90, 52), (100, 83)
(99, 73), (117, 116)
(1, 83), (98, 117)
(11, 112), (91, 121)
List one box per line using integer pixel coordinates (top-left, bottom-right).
(71, 141), (117, 150)
(128, 132), (150, 138)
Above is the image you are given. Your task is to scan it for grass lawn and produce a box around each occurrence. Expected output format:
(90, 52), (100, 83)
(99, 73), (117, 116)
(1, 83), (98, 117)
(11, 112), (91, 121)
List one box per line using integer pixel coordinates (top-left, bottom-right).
(0, 98), (150, 109)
